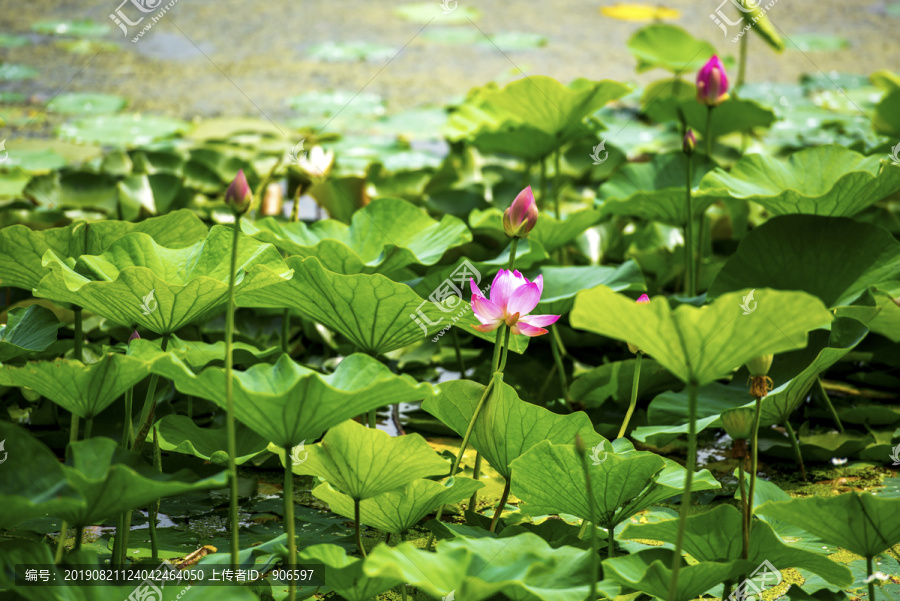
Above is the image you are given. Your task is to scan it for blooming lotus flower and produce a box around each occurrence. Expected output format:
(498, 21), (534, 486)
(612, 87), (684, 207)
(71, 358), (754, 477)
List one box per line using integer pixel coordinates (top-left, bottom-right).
(469, 269), (559, 337)
(225, 169), (253, 215)
(683, 128), (697, 155)
(696, 55), (729, 107)
(502, 186), (539, 238)
(627, 294), (651, 353)
(297, 146), (335, 179)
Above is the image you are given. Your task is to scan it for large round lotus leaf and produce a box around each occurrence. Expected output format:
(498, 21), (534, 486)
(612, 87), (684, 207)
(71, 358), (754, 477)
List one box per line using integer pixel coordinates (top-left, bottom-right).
(132, 344), (433, 448)
(0, 64), (39, 80)
(424, 379), (606, 480)
(47, 93), (126, 115)
(756, 493), (900, 558)
(697, 145), (900, 217)
(292, 420), (449, 500)
(571, 286), (833, 386)
(443, 76), (631, 161)
(237, 256), (448, 355)
(598, 152), (717, 226)
(296, 544), (405, 601)
(242, 197), (471, 275)
(708, 215), (900, 308)
(627, 24), (718, 74)
(34, 225), (291, 334)
(0, 305), (61, 362)
(312, 477), (483, 535)
(151, 414), (268, 466)
(58, 114), (189, 147)
(0, 353), (152, 419)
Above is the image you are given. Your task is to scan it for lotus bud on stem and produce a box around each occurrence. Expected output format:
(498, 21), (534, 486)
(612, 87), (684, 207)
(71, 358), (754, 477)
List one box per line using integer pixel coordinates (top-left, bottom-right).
(620, 294), (650, 438)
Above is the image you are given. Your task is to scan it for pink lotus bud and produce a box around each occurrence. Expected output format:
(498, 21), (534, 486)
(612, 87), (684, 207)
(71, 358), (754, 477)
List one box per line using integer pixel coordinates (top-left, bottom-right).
(628, 294), (651, 353)
(502, 186), (539, 238)
(225, 169), (253, 215)
(128, 330), (140, 344)
(683, 129), (697, 155)
(696, 55), (729, 107)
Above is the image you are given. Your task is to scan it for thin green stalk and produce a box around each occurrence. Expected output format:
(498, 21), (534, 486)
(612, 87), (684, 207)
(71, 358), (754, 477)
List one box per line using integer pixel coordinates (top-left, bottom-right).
(577, 519), (589, 540)
(122, 388), (134, 447)
(284, 445), (297, 601)
(83, 417), (93, 440)
(134, 333), (170, 453)
(817, 378), (843, 431)
(539, 158), (547, 209)
(736, 33), (748, 93)
(290, 182), (304, 222)
(684, 153), (695, 297)
(695, 211), (705, 292)
(705, 106), (714, 160)
(282, 308), (291, 354)
(723, 582), (733, 601)
(738, 456), (749, 560)
(608, 526), (615, 561)
(489, 479), (511, 532)
(468, 453), (482, 511)
(56, 411), (82, 561)
(73, 306), (83, 361)
(554, 149), (562, 221)
(399, 532), (408, 601)
(186, 396), (192, 420)
(867, 555), (876, 601)
(578, 442), (599, 601)
(507, 238), (519, 271)
(367, 408), (376, 428)
(618, 351), (643, 438)
(355, 498), (366, 557)
(666, 380), (698, 601)
(549, 325), (569, 406)
(748, 396), (762, 532)
(451, 328), (466, 376)
(784, 420), (807, 481)
(149, 427), (161, 562)
(119, 511), (131, 566)
(111, 515), (122, 568)
(224, 215), (243, 570)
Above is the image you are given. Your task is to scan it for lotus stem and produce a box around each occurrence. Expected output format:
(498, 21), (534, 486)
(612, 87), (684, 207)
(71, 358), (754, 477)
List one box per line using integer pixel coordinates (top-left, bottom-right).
(618, 351), (643, 438)
(290, 182), (304, 222)
(73, 306), (83, 361)
(867, 555), (876, 601)
(549, 325), (570, 408)
(784, 420), (807, 481)
(736, 33), (748, 92)
(695, 211), (705, 292)
(134, 333), (170, 453)
(748, 396), (763, 533)
(540, 158), (548, 210)
(367, 408), (376, 428)
(489, 479), (511, 533)
(451, 328), (466, 376)
(817, 378), (843, 431)
(82, 417), (93, 440)
(738, 454), (749, 560)
(468, 453), (482, 511)
(354, 498), (366, 557)
(666, 380), (698, 601)
(56, 408), (83, 561)
(577, 439), (599, 600)
(554, 149), (562, 222)
(186, 395), (192, 420)
(398, 532), (409, 601)
(705, 106), (714, 160)
(225, 215), (242, 570)
(281, 309), (291, 354)
(507, 238), (519, 271)
(123, 388), (134, 447)
(723, 581), (733, 601)
(684, 152), (695, 297)
(284, 444), (297, 601)
(149, 426), (161, 562)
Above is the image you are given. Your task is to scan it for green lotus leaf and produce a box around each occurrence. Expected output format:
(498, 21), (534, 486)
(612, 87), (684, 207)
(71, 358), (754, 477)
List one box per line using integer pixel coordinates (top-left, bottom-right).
(756, 494), (900, 559)
(242, 198), (471, 275)
(708, 215), (900, 308)
(528, 208), (603, 252)
(0, 209), (207, 290)
(697, 145), (900, 217)
(58, 437), (226, 527)
(511, 440), (719, 529)
(0, 305), (61, 362)
(598, 152), (717, 226)
(151, 414), (268, 466)
(291, 420), (449, 500)
(47, 92), (126, 115)
(603, 548), (756, 601)
(836, 286), (900, 343)
(312, 477), (484, 534)
(35, 225), (291, 334)
(58, 113), (189, 147)
(423, 379), (606, 480)
(571, 286), (833, 385)
(133, 344), (433, 448)
(534, 261), (646, 315)
(620, 505), (852, 587)
(627, 24), (718, 74)
(139, 333), (283, 370)
(362, 533), (607, 601)
(0, 421), (82, 530)
(237, 256), (447, 355)
(874, 88), (900, 137)
(0, 353), (152, 419)
(297, 544), (405, 601)
(444, 76), (631, 161)
(570, 357), (680, 411)
(646, 93), (777, 138)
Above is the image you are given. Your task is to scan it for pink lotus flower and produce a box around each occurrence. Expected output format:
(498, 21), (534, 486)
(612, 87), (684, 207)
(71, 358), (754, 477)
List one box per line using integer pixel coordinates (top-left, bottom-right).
(628, 294), (651, 353)
(502, 186), (539, 238)
(225, 169), (253, 215)
(696, 55), (729, 107)
(470, 269), (560, 337)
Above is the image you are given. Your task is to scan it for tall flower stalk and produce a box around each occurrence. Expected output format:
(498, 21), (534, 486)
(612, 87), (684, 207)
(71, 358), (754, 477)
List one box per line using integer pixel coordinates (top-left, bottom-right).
(666, 379), (699, 601)
(224, 169), (253, 569)
(682, 130), (697, 297)
(619, 294), (651, 438)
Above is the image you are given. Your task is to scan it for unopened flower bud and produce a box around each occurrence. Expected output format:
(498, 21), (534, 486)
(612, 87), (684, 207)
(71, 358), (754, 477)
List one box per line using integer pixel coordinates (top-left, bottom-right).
(128, 330), (140, 344)
(745, 354), (773, 377)
(696, 55), (729, 107)
(502, 186), (539, 238)
(683, 128), (697, 155)
(225, 169), (252, 215)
